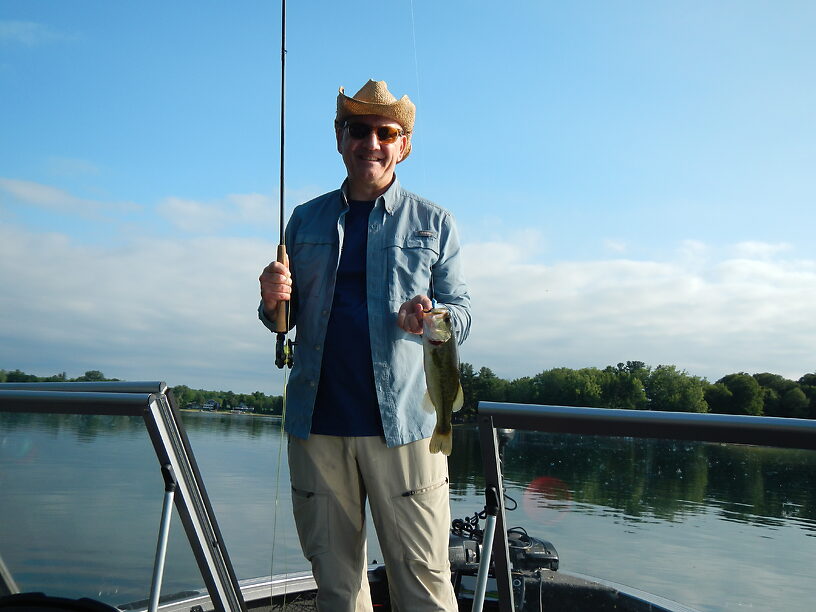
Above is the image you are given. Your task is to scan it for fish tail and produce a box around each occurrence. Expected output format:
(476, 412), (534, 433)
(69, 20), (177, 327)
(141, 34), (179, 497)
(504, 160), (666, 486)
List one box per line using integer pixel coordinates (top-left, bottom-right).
(429, 427), (452, 456)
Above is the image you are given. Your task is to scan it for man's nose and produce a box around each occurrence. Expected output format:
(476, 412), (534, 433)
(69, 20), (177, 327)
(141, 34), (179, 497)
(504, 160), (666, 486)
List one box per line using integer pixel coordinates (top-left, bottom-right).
(361, 130), (380, 148)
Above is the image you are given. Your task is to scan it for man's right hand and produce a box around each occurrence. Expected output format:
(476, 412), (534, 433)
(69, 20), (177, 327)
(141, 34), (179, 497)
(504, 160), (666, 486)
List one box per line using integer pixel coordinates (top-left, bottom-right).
(259, 259), (292, 318)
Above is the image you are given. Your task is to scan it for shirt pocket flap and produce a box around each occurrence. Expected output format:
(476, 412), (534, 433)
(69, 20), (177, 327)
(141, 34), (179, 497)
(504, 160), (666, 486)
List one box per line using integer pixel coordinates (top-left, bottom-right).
(391, 231), (440, 254)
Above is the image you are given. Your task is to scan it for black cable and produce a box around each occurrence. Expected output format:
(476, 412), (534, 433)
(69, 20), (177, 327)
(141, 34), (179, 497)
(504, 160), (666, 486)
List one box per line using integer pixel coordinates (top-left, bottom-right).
(450, 492), (522, 544)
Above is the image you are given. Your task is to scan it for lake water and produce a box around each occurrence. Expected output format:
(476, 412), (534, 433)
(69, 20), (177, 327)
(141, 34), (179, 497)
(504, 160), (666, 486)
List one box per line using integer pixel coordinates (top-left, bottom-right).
(1, 411), (814, 611)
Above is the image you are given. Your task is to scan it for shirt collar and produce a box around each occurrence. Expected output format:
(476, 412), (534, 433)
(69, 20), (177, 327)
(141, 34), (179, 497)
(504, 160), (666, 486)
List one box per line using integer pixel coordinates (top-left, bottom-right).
(340, 176), (401, 215)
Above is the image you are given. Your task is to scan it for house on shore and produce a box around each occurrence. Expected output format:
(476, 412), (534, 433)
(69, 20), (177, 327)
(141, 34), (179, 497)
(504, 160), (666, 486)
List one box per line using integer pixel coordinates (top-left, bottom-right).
(202, 399), (220, 411)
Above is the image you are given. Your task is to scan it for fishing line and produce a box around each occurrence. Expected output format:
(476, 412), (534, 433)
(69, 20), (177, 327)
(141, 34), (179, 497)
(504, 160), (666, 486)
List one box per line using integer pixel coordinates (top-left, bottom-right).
(409, 0), (422, 109)
(410, 0), (437, 314)
(270, 367), (290, 605)
(408, 0), (428, 191)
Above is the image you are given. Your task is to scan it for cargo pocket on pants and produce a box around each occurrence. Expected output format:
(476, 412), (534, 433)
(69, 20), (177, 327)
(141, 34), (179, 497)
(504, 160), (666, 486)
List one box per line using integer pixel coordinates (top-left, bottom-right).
(391, 477), (450, 570)
(291, 486), (330, 560)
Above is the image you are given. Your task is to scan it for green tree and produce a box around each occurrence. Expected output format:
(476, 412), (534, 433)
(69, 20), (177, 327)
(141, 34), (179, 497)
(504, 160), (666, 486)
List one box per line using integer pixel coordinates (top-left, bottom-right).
(173, 385), (191, 406)
(798, 373), (816, 419)
(780, 387), (809, 419)
(5, 369), (38, 382)
(505, 376), (535, 404)
(601, 362), (649, 410)
(74, 370), (109, 382)
(753, 373), (799, 417)
(458, 362), (478, 419)
(709, 373), (764, 416)
(457, 364), (507, 421)
(645, 365), (708, 412)
(475, 367), (507, 403)
(533, 367), (605, 407)
(705, 383), (732, 413)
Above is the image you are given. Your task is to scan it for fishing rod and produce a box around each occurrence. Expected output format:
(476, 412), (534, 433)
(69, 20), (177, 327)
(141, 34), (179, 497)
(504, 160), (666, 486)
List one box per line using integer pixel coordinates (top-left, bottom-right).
(275, 0), (293, 369)
(270, 1), (293, 609)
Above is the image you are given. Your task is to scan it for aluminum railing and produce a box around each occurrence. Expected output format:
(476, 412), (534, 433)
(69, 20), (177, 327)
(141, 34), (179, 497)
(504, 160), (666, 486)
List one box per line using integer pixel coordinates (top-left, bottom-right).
(0, 382), (247, 612)
(476, 402), (816, 612)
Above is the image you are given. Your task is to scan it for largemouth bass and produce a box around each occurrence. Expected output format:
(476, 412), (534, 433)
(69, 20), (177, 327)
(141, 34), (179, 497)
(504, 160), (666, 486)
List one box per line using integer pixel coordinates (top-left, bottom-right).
(422, 307), (464, 455)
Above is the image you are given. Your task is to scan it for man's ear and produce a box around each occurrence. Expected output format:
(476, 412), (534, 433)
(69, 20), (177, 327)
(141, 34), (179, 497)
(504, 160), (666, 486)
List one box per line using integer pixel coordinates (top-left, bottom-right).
(336, 128), (344, 154)
(398, 135), (408, 161)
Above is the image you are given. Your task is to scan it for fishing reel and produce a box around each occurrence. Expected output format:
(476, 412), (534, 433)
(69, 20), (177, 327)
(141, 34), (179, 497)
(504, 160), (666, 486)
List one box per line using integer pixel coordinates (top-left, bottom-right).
(275, 332), (295, 369)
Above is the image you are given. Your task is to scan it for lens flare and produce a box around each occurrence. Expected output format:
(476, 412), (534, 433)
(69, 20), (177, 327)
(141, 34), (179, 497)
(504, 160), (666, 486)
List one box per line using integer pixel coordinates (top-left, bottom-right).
(522, 476), (573, 524)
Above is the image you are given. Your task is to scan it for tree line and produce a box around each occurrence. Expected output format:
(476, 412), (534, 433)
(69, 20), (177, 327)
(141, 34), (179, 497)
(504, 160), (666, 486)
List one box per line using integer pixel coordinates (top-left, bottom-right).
(457, 360), (816, 422)
(4, 362), (816, 421)
(171, 385), (284, 415)
(0, 369), (284, 415)
(0, 369), (116, 383)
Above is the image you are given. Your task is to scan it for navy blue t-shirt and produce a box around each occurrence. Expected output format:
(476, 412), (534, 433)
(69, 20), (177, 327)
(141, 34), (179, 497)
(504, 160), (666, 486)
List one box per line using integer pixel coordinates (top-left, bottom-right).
(310, 200), (384, 436)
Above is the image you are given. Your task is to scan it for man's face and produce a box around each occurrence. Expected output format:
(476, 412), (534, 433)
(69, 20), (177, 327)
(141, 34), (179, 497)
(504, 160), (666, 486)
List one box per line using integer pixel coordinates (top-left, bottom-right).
(336, 114), (408, 198)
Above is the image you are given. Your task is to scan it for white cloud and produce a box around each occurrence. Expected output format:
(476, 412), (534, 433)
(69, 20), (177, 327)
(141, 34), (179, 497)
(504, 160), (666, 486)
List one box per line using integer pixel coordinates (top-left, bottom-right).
(157, 193), (277, 234)
(460, 237), (816, 383)
(0, 177), (139, 217)
(603, 239), (627, 253)
(155, 186), (329, 236)
(0, 222), (284, 393)
(157, 197), (229, 234)
(731, 241), (792, 259)
(1, 210), (814, 396)
(0, 21), (71, 46)
(46, 157), (101, 177)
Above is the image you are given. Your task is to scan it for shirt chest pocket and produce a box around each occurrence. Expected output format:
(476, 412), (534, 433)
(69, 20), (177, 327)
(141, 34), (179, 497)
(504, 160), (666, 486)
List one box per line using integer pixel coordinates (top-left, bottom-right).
(384, 232), (440, 303)
(291, 233), (335, 298)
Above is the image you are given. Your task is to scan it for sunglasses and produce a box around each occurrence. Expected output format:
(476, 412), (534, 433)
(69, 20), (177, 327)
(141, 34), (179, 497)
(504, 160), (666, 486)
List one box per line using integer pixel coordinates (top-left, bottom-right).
(344, 121), (404, 144)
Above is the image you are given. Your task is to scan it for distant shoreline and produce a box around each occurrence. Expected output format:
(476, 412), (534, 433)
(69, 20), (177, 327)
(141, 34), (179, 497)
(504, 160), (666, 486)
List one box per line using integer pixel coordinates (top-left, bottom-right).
(180, 408), (280, 419)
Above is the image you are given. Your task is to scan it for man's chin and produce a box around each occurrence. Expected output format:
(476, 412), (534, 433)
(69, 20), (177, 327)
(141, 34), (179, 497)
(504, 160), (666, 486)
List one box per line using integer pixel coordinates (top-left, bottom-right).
(352, 170), (389, 186)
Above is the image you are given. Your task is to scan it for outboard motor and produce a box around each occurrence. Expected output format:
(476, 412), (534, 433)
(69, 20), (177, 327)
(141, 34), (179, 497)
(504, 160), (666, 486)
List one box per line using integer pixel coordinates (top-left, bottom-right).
(449, 532), (481, 573)
(449, 529), (559, 612)
(449, 530), (559, 573)
(507, 529), (559, 571)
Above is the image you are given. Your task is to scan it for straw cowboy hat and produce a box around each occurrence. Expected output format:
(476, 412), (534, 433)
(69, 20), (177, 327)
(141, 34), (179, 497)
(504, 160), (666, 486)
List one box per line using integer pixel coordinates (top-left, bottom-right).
(335, 79), (416, 161)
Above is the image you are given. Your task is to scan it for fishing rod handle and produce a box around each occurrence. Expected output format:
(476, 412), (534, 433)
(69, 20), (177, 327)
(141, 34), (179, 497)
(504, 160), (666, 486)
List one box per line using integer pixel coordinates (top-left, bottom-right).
(275, 244), (289, 332)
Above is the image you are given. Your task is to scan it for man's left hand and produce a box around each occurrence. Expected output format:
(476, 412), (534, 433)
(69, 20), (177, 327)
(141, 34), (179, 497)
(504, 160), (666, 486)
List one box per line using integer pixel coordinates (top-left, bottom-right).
(397, 295), (433, 335)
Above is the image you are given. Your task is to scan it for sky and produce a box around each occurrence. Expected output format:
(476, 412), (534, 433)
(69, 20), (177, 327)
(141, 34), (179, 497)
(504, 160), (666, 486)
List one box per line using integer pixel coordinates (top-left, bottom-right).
(1, 1), (815, 394)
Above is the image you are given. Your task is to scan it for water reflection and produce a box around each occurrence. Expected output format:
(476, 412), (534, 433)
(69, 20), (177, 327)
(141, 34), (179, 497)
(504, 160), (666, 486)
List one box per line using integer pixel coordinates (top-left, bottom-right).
(450, 426), (815, 611)
(2, 413), (815, 611)
(0, 412), (202, 605)
(450, 426), (816, 532)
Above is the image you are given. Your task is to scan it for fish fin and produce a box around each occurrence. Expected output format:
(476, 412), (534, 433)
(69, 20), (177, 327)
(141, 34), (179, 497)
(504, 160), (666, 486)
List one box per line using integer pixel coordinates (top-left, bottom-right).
(452, 384), (464, 413)
(429, 428), (452, 456)
(422, 389), (435, 413)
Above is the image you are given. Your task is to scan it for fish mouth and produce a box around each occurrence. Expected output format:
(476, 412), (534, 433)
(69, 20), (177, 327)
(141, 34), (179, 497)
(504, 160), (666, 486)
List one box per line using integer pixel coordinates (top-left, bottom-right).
(428, 339), (444, 346)
(423, 307), (447, 315)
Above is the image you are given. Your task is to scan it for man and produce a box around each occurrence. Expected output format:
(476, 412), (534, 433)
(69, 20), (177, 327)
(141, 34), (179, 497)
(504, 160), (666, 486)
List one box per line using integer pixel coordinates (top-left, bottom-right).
(258, 79), (470, 612)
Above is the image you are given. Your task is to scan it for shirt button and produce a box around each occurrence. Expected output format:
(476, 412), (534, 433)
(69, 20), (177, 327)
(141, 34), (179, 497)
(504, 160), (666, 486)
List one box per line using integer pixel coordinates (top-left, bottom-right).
(314, 345), (321, 351)
(321, 310), (329, 317)
(309, 381), (316, 388)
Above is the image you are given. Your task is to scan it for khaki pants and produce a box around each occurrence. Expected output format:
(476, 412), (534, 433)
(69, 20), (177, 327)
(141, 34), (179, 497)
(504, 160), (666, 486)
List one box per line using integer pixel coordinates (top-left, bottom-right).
(288, 434), (457, 612)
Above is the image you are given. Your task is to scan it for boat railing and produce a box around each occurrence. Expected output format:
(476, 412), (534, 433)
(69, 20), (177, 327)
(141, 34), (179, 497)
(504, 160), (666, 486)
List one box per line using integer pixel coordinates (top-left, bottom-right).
(0, 382), (247, 612)
(477, 401), (816, 612)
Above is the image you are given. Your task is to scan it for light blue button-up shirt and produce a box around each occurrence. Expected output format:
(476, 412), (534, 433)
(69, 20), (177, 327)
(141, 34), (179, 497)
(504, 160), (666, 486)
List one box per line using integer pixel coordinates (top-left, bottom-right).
(259, 177), (471, 447)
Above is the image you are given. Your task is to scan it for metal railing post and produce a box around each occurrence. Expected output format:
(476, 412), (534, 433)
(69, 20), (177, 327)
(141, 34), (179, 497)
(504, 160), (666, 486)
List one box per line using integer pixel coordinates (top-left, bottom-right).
(148, 464), (177, 612)
(477, 415), (514, 612)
